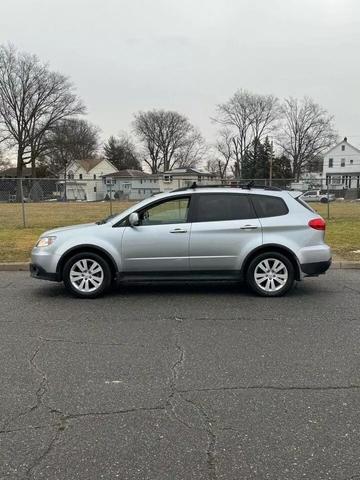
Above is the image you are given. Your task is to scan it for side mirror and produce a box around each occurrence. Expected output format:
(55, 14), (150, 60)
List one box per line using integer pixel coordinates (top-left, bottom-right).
(129, 212), (140, 226)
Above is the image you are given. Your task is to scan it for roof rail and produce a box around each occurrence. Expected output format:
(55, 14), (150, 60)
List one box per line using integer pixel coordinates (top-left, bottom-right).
(171, 182), (283, 192)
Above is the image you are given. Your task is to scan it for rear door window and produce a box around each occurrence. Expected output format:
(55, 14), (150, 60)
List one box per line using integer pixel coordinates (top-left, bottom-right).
(251, 195), (289, 218)
(192, 193), (256, 222)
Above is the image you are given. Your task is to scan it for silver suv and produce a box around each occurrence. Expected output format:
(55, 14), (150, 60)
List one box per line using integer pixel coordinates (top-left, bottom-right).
(30, 185), (332, 298)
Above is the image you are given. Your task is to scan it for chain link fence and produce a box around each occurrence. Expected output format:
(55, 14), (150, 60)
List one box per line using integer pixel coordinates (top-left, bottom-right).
(0, 176), (359, 228)
(0, 177), (135, 228)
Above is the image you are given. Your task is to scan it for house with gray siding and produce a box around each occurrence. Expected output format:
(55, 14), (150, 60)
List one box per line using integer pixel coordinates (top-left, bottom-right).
(102, 170), (160, 200)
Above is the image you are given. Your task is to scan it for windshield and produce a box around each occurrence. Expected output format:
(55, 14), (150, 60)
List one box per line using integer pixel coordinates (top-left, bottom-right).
(97, 193), (166, 225)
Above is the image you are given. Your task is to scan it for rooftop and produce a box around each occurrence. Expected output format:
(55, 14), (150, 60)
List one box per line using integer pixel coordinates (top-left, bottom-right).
(102, 169), (152, 178)
(163, 167), (216, 176)
(76, 158), (104, 172)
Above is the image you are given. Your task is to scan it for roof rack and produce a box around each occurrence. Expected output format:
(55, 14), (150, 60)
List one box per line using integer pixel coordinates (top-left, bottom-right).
(172, 181), (283, 193)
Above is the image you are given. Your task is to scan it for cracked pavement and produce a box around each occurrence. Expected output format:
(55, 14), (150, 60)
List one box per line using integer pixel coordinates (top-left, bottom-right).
(1, 269), (360, 479)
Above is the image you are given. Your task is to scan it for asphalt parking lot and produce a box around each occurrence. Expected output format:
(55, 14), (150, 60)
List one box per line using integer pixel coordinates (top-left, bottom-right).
(1, 270), (360, 479)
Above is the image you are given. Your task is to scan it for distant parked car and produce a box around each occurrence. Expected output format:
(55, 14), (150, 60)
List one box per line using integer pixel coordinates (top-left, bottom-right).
(301, 190), (335, 203)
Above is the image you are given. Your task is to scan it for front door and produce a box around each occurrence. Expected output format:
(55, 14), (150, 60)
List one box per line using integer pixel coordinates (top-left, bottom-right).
(121, 196), (191, 272)
(189, 193), (262, 271)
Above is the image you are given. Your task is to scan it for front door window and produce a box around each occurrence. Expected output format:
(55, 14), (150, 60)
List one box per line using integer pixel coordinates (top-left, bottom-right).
(139, 197), (190, 225)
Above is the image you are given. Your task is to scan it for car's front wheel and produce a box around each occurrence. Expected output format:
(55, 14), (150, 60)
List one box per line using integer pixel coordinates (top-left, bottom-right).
(246, 252), (295, 297)
(63, 252), (112, 298)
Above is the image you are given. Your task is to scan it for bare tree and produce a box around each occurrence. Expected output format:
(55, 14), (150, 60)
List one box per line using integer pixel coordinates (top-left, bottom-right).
(171, 128), (207, 169)
(0, 45), (85, 179)
(40, 118), (100, 176)
(205, 158), (220, 176)
(214, 129), (237, 179)
(133, 109), (204, 172)
(103, 133), (141, 171)
(278, 97), (337, 181)
(213, 90), (280, 178)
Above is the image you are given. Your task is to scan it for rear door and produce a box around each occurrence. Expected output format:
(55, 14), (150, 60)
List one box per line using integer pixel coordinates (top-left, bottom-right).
(189, 193), (262, 271)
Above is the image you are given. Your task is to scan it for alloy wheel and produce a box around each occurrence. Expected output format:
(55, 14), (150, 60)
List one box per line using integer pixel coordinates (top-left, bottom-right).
(254, 258), (289, 293)
(69, 258), (104, 293)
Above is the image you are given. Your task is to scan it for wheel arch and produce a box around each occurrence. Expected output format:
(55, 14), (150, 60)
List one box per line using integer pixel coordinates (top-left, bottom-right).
(242, 244), (301, 281)
(56, 245), (118, 281)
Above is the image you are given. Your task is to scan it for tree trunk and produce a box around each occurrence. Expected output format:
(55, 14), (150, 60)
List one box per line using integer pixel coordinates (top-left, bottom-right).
(31, 155), (37, 178)
(16, 147), (24, 202)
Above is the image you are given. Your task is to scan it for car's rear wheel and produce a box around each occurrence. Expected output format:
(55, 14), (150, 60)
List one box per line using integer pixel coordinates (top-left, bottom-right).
(63, 252), (111, 298)
(246, 252), (295, 297)
(320, 197), (328, 203)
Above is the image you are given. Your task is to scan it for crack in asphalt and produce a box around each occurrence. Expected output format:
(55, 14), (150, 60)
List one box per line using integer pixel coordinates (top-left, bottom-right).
(344, 285), (360, 295)
(2, 339), (57, 432)
(25, 428), (62, 480)
(2, 339), (66, 479)
(162, 317), (218, 479)
(21, 406), (166, 479)
(38, 335), (125, 347)
(182, 396), (218, 480)
(179, 384), (360, 393)
(0, 424), (57, 434)
(163, 317), (194, 430)
(29, 341), (49, 408)
(64, 406), (165, 420)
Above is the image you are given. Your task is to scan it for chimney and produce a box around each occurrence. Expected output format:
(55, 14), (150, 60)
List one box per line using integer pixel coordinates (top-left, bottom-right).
(344, 136), (348, 142)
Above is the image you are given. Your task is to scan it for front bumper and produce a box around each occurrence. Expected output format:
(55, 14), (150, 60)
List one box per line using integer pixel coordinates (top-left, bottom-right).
(300, 259), (332, 276)
(30, 264), (60, 282)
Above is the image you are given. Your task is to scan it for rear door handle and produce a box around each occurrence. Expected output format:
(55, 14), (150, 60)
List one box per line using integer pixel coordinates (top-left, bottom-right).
(169, 228), (188, 233)
(240, 225), (258, 230)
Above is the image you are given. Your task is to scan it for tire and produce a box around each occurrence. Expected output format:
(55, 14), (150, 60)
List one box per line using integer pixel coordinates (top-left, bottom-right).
(62, 252), (112, 298)
(320, 197), (328, 203)
(246, 252), (295, 297)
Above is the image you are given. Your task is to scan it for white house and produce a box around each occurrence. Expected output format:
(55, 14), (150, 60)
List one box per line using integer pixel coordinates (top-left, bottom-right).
(102, 167), (221, 200)
(57, 158), (118, 201)
(102, 169), (160, 200)
(323, 137), (360, 190)
(158, 167), (220, 192)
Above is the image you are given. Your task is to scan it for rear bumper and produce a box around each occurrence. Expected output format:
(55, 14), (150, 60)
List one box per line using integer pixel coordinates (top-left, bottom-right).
(30, 263), (60, 282)
(300, 259), (332, 276)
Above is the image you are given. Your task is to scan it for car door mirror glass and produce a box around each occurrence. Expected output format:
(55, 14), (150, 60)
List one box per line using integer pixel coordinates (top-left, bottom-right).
(129, 212), (140, 226)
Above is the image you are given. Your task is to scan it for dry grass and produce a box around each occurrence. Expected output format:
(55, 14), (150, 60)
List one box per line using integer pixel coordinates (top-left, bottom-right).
(313, 202), (360, 261)
(0, 200), (359, 262)
(0, 201), (133, 262)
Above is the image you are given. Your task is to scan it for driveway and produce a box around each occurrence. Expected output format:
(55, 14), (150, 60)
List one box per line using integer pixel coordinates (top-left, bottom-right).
(1, 270), (360, 479)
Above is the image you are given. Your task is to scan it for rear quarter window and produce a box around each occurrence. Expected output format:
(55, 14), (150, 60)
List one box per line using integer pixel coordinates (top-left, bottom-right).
(251, 195), (289, 218)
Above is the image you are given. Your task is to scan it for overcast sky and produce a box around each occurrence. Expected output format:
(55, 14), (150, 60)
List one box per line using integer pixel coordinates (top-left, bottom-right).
(1, 0), (360, 146)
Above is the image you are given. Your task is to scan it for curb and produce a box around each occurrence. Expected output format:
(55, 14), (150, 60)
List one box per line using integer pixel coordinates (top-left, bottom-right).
(0, 263), (29, 271)
(331, 261), (360, 269)
(0, 261), (360, 272)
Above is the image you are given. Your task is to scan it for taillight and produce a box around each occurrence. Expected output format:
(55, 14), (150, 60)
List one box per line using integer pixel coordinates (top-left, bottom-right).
(308, 218), (326, 230)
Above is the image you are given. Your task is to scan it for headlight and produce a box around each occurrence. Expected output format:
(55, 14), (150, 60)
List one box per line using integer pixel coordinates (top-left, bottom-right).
(36, 236), (57, 247)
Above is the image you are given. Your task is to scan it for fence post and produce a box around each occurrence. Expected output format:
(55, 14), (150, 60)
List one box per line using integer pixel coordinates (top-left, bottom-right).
(19, 178), (26, 227)
(109, 184), (113, 216)
(326, 177), (330, 220)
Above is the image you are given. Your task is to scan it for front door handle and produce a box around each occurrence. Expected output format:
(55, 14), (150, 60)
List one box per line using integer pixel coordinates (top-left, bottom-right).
(240, 225), (258, 230)
(169, 228), (188, 233)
